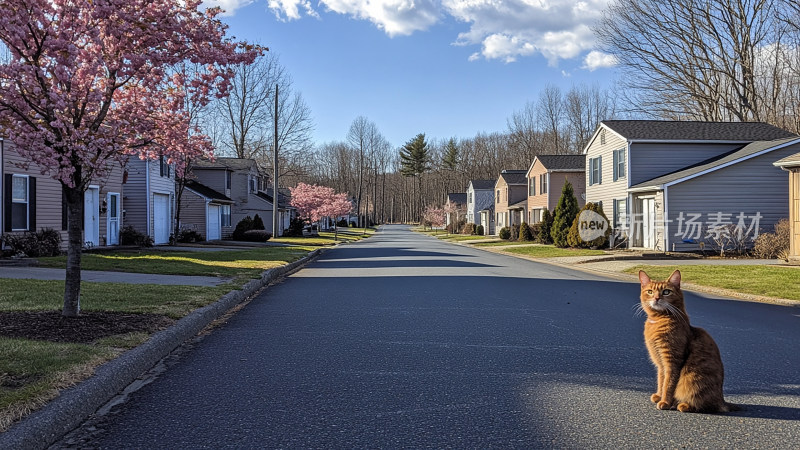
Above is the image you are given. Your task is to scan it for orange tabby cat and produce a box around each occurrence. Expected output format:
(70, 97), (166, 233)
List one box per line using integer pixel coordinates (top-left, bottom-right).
(638, 269), (735, 413)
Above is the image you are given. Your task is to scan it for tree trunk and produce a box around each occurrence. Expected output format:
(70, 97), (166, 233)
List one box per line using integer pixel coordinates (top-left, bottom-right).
(63, 184), (84, 317)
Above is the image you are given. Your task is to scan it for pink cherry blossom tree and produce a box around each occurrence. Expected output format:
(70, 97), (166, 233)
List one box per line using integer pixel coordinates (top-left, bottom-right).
(318, 193), (353, 241)
(422, 205), (446, 231)
(290, 183), (353, 240)
(0, 0), (260, 317)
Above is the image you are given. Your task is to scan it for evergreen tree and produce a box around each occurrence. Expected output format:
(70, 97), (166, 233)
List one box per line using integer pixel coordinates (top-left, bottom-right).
(567, 202), (611, 248)
(538, 208), (553, 244)
(399, 133), (431, 220)
(442, 138), (459, 171)
(551, 180), (580, 247)
(519, 222), (533, 241)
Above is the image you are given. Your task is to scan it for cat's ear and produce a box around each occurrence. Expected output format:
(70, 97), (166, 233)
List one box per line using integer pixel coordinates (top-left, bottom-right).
(638, 270), (651, 287)
(668, 270), (681, 288)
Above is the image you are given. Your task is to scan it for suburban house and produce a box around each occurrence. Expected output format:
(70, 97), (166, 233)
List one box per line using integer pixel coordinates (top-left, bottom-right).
(584, 120), (797, 251)
(2, 138), (124, 248)
(123, 156), (175, 245)
(445, 193), (467, 228)
(493, 170), (528, 233)
(466, 180), (495, 232)
(526, 155), (586, 224)
(773, 151), (800, 262)
(189, 157), (275, 238)
(178, 180), (234, 241)
(259, 188), (296, 237)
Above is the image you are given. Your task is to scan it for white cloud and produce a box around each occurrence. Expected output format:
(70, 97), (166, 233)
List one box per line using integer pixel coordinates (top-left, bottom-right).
(263, 0), (614, 67)
(202, 0), (255, 16)
(582, 50), (617, 71)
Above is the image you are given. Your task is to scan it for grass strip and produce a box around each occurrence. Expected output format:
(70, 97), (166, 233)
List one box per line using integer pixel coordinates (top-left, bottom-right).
(471, 240), (539, 247)
(623, 265), (800, 301)
(503, 246), (607, 258)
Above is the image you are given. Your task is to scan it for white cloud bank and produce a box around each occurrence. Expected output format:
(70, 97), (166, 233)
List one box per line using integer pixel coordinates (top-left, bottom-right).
(216, 0), (615, 67)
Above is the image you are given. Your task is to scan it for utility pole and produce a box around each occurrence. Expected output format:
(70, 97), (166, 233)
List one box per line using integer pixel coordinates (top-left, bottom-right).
(272, 84), (279, 237)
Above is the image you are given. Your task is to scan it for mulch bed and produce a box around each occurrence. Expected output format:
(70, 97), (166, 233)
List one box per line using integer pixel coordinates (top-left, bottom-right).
(0, 311), (175, 344)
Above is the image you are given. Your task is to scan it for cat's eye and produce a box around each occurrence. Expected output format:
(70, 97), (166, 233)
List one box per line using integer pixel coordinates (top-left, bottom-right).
(646, 289), (654, 295)
(662, 289), (672, 295)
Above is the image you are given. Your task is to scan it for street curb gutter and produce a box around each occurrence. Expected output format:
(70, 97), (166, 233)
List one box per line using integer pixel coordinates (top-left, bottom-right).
(0, 248), (324, 450)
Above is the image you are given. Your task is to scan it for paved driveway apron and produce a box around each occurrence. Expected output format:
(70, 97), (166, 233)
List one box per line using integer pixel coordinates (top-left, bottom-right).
(70, 225), (800, 448)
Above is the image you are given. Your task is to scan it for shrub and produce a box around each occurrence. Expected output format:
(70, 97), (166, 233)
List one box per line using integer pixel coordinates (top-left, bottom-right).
(284, 218), (305, 237)
(461, 223), (476, 235)
(176, 228), (204, 243)
(567, 202), (611, 248)
(1, 228), (62, 257)
(447, 218), (466, 234)
(529, 223), (541, 242)
(538, 208), (553, 244)
(551, 181), (580, 247)
(252, 214), (265, 230)
(753, 219), (790, 260)
(476, 224), (485, 236)
(241, 230), (273, 242)
(337, 218), (348, 227)
(499, 227), (511, 240)
(510, 224), (520, 240)
(232, 216), (255, 240)
(120, 226), (154, 247)
(519, 222), (533, 241)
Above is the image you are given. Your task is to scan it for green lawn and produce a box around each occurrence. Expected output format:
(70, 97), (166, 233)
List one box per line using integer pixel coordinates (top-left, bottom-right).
(503, 246), (607, 258)
(471, 240), (538, 247)
(438, 235), (497, 242)
(624, 265), (800, 301)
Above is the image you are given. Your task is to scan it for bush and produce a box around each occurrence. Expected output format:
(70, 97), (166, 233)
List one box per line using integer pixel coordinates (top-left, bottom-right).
(476, 224), (485, 236)
(551, 181), (580, 247)
(1, 228), (62, 257)
(252, 214), (265, 230)
(510, 224), (520, 240)
(538, 208), (553, 244)
(461, 223), (476, 235)
(232, 216), (254, 240)
(519, 222), (533, 241)
(241, 230), (273, 242)
(499, 227), (511, 240)
(337, 218), (348, 227)
(120, 226), (154, 247)
(529, 223), (542, 242)
(176, 228), (204, 243)
(567, 202), (611, 248)
(447, 218), (466, 234)
(753, 219), (790, 260)
(284, 218), (305, 237)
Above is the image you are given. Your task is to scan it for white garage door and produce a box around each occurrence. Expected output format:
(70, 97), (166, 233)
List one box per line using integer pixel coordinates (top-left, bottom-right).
(153, 193), (171, 245)
(207, 204), (221, 241)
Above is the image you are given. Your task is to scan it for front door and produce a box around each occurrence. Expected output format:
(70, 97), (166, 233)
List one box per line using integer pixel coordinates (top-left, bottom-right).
(107, 192), (120, 245)
(207, 204), (221, 240)
(640, 197), (655, 249)
(84, 186), (100, 247)
(153, 193), (171, 245)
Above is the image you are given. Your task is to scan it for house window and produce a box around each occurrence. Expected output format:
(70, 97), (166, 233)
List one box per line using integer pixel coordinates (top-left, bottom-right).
(496, 190), (500, 204)
(225, 171), (232, 190)
(529, 177), (536, 196)
(540, 173), (548, 194)
(589, 156), (603, 185)
(613, 148), (626, 181)
(221, 204), (231, 227)
(531, 208), (543, 224)
(600, 129), (606, 145)
(468, 192), (473, 204)
(250, 176), (258, 193)
(613, 199), (627, 229)
(159, 156), (171, 178)
(11, 175), (29, 230)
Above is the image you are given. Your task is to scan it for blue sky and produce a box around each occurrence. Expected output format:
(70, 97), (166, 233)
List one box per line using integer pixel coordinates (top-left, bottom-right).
(210, 0), (618, 148)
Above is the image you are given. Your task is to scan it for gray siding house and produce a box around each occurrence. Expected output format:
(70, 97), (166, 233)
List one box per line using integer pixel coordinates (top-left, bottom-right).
(584, 120), (797, 251)
(179, 180), (234, 241)
(123, 157), (175, 245)
(466, 179), (494, 230)
(445, 192), (467, 228)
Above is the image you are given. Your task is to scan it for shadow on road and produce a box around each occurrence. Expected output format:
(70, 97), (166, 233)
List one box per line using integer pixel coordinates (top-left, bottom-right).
(729, 404), (800, 421)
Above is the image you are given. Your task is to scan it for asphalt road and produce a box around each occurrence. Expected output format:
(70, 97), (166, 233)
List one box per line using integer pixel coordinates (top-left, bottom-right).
(60, 225), (800, 448)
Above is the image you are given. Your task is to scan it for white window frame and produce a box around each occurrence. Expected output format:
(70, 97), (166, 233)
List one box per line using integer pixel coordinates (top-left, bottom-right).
(11, 174), (30, 231)
(613, 148), (626, 181)
(221, 204), (231, 227)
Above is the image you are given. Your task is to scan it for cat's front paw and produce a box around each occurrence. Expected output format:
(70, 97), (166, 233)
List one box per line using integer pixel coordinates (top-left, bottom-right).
(650, 394), (661, 403)
(677, 403), (691, 412)
(656, 401), (672, 410)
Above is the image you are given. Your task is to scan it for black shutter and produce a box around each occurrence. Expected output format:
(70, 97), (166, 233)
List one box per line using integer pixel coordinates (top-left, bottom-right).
(28, 177), (36, 230)
(3, 174), (11, 232)
(62, 189), (68, 231)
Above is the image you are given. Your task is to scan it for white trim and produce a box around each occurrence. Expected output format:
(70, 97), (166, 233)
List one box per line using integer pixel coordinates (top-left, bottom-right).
(664, 186), (670, 252)
(628, 139), (753, 144)
(662, 138), (800, 188)
(10, 174), (31, 231)
(626, 141), (632, 189)
(106, 192), (121, 245)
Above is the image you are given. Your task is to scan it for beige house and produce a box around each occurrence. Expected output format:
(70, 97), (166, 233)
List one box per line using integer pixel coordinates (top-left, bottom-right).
(526, 154), (586, 224)
(773, 152), (800, 262)
(2, 138), (124, 248)
(493, 170), (527, 233)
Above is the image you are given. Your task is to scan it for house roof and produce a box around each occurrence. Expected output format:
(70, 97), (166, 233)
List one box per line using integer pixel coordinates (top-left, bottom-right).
(469, 179), (496, 190)
(533, 154), (585, 171)
(191, 157), (261, 171)
(185, 180), (234, 204)
(630, 137), (800, 191)
(447, 193), (467, 205)
(602, 120), (796, 142)
(773, 151), (800, 168)
(498, 169), (527, 185)
(259, 188), (295, 209)
(508, 199), (528, 210)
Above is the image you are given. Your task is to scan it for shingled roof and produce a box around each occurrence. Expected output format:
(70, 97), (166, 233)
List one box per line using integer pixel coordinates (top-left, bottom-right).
(534, 154), (585, 171)
(185, 180), (233, 203)
(498, 169), (527, 185)
(469, 179), (496, 190)
(602, 120), (796, 142)
(191, 157), (260, 171)
(447, 193), (467, 205)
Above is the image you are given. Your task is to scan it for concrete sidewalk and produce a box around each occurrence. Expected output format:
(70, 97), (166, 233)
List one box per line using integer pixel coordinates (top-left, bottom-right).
(0, 267), (230, 287)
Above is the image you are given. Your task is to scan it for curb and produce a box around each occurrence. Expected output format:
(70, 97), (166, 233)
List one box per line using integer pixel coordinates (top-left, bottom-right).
(0, 248), (325, 450)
